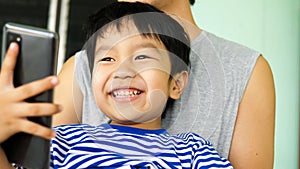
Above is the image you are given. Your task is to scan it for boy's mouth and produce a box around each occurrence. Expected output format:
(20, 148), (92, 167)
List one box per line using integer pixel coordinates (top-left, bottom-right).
(110, 88), (143, 99)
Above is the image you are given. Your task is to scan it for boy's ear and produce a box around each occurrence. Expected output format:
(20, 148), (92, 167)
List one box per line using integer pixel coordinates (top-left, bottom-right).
(169, 71), (188, 99)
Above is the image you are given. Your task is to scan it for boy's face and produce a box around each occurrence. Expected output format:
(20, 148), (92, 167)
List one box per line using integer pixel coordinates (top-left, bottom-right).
(92, 26), (174, 126)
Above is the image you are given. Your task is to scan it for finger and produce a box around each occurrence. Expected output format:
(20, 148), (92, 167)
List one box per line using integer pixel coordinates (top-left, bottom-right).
(0, 43), (19, 87)
(10, 76), (59, 102)
(14, 103), (62, 117)
(18, 120), (56, 140)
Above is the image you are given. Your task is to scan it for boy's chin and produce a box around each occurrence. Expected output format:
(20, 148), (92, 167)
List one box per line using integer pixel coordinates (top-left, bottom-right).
(111, 111), (161, 124)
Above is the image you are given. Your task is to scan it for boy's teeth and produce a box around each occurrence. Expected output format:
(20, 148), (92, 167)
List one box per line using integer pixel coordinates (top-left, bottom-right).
(112, 90), (141, 97)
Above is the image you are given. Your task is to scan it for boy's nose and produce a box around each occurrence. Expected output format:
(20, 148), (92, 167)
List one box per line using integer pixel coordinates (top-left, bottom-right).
(113, 61), (136, 79)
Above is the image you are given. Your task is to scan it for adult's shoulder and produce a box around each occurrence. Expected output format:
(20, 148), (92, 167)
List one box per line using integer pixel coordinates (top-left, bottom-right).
(191, 30), (262, 99)
(195, 31), (258, 53)
(193, 30), (260, 64)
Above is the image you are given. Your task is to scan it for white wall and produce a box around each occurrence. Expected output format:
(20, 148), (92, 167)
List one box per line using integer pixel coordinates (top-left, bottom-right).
(191, 0), (300, 168)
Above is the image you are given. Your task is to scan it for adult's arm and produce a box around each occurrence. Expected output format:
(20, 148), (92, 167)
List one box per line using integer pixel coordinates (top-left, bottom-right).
(228, 56), (275, 169)
(53, 56), (82, 126)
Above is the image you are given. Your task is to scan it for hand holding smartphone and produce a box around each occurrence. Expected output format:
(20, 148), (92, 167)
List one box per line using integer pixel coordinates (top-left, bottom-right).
(1, 23), (59, 169)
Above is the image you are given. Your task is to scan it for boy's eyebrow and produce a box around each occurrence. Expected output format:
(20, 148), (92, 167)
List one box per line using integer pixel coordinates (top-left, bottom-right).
(95, 41), (162, 54)
(135, 42), (160, 50)
(95, 45), (111, 54)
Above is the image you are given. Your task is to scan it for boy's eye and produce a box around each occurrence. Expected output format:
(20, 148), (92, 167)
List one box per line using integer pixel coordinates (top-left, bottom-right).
(135, 55), (151, 60)
(99, 57), (115, 62)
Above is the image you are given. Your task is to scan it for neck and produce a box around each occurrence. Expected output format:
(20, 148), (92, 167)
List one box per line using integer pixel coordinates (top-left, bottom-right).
(110, 117), (162, 130)
(162, 2), (195, 24)
(160, 1), (201, 40)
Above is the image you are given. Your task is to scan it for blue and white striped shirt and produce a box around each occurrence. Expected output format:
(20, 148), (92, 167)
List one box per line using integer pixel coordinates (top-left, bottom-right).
(50, 124), (232, 169)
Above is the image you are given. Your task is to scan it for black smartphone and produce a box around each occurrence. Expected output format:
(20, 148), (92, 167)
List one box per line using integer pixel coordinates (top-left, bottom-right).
(1, 23), (59, 169)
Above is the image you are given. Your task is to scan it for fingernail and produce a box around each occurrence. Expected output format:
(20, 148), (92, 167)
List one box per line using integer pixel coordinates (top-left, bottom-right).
(9, 43), (17, 50)
(50, 77), (58, 85)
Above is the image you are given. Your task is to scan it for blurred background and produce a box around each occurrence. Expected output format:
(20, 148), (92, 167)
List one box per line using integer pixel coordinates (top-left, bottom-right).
(193, 0), (300, 168)
(0, 0), (116, 70)
(0, 0), (299, 168)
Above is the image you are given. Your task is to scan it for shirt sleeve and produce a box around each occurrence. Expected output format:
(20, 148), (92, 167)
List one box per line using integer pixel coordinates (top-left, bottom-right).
(191, 135), (233, 169)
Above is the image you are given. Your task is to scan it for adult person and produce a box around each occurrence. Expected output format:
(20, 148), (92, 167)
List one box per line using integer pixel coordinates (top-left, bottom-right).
(54, 0), (275, 168)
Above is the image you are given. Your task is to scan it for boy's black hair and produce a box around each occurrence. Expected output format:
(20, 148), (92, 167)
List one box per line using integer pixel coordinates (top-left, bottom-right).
(83, 1), (190, 77)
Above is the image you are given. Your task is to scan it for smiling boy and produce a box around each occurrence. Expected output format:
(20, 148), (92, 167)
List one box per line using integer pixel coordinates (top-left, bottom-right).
(49, 2), (233, 168)
(93, 34), (175, 128)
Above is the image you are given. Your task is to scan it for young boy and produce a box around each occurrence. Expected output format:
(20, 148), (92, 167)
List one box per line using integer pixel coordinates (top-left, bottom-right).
(50, 2), (232, 169)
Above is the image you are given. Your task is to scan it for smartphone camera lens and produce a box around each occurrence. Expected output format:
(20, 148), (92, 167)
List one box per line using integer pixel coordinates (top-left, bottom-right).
(16, 37), (21, 42)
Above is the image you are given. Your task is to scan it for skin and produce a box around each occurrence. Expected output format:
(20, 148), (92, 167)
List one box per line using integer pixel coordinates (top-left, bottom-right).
(54, 0), (275, 168)
(0, 0), (275, 168)
(92, 27), (187, 129)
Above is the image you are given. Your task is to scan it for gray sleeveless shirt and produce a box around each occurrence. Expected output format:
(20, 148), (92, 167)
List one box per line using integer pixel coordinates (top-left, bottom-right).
(74, 31), (260, 158)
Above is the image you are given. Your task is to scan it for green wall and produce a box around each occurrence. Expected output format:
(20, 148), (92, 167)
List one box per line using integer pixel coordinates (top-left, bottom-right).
(191, 0), (300, 168)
